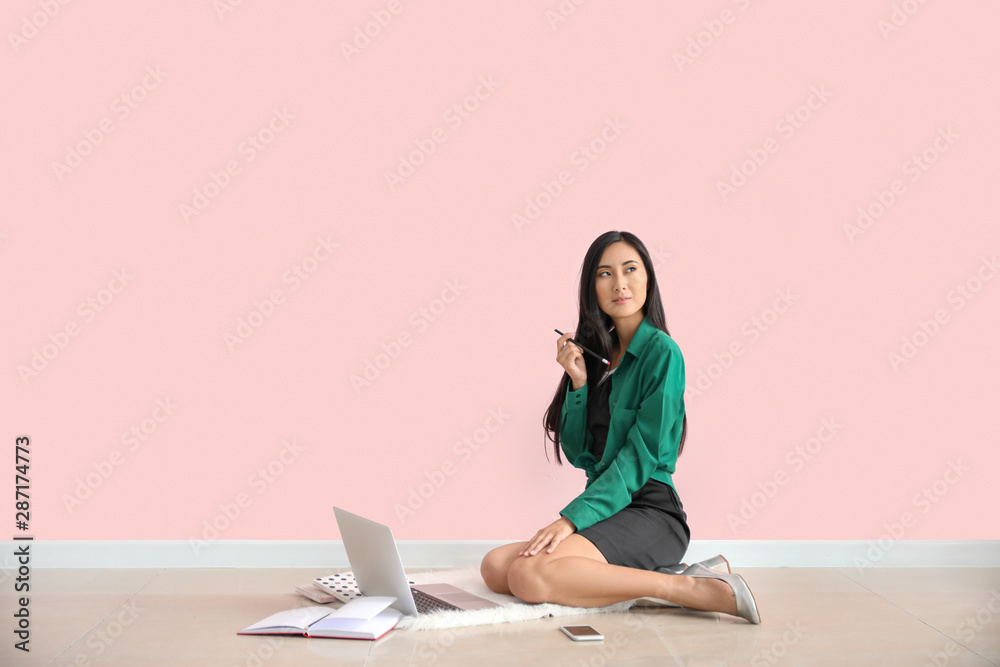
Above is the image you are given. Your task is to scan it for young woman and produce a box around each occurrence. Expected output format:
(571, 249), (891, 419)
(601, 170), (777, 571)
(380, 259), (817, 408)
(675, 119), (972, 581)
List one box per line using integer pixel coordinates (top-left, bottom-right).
(480, 231), (760, 623)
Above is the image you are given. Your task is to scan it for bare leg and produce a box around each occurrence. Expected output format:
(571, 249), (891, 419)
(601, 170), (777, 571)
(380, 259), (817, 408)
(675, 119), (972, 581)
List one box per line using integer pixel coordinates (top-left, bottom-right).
(480, 541), (528, 595)
(498, 535), (737, 615)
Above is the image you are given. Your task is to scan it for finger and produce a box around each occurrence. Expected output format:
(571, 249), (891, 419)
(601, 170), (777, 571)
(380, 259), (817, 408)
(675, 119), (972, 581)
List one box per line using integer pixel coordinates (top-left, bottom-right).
(557, 341), (582, 365)
(545, 530), (567, 553)
(527, 533), (550, 555)
(555, 332), (576, 354)
(520, 532), (547, 556)
(525, 532), (553, 557)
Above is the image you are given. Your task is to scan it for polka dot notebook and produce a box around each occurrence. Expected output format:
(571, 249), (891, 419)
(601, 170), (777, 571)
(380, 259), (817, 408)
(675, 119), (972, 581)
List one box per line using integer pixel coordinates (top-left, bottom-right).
(312, 572), (416, 603)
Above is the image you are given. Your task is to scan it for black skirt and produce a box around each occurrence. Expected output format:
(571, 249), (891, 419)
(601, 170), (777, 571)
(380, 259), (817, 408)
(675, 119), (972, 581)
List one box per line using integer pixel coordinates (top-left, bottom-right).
(577, 477), (690, 570)
(577, 369), (690, 570)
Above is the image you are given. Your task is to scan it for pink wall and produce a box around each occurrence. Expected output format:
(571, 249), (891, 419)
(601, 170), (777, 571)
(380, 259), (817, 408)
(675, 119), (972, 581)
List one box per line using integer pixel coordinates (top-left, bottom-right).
(3, 1), (997, 544)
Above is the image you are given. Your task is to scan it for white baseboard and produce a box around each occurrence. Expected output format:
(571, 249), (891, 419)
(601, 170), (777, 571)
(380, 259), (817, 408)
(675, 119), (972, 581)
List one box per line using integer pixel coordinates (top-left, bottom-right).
(2, 540), (997, 569)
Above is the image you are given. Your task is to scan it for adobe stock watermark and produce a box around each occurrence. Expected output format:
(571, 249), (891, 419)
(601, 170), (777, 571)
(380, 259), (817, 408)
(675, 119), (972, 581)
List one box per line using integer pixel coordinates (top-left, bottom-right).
(179, 107), (294, 223)
(728, 417), (842, 534)
(51, 65), (167, 182)
(511, 116), (627, 232)
(685, 287), (797, 400)
(575, 614), (644, 667)
(383, 75), (501, 192)
(853, 459), (969, 571)
(66, 600), (143, 665)
(237, 637), (285, 667)
(17, 268), (134, 384)
(350, 277), (466, 394)
(648, 245), (671, 272)
(61, 397), (179, 513)
(672, 0), (757, 72)
(924, 590), (1000, 667)
(340, 0), (409, 62)
(394, 407), (510, 523)
(224, 235), (338, 352)
(844, 126), (958, 244)
(7, 0), (71, 52)
(751, 620), (808, 666)
(415, 609), (644, 667)
(213, 0), (251, 21)
(887, 254), (997, 371)
(414, 626), (460, 667)
(878, 0), (934, 40)
(189, 438), (305, 555)
(716, 85), (833, 202)
(544, 0), (589, 30)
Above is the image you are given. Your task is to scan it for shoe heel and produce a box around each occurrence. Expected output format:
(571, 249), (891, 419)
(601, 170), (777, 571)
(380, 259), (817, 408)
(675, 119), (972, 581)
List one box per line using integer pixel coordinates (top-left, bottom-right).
(685, 563), (761, 624)
(658, 555), (730, 576)
(697, 555), (731, 574)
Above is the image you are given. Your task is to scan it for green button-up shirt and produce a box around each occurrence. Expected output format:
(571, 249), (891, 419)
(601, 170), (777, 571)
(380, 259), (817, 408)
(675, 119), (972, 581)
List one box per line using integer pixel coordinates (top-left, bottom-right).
(558, 315), (686, 532)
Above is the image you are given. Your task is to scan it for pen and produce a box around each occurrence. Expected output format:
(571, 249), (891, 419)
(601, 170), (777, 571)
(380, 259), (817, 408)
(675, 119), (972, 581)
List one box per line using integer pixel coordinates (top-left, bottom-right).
(554, 329), (610, 366)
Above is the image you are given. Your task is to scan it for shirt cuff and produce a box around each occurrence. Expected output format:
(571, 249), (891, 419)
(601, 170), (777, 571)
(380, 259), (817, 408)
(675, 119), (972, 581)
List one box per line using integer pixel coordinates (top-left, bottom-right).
(559, 503), (596, 532)
(565, 382), (587, 410)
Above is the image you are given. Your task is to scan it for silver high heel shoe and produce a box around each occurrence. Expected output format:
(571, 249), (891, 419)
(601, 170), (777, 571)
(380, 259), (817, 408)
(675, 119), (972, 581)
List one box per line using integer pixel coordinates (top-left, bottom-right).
(685, 563), (761, 624)
(654, 554), (731, 575)
(686, 555), (731, 574)
(639, 555), (734, 608)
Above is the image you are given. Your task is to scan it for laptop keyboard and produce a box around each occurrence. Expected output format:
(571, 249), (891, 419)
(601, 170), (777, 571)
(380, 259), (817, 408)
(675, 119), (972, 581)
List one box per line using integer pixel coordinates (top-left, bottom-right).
(411, 587), (460, 614)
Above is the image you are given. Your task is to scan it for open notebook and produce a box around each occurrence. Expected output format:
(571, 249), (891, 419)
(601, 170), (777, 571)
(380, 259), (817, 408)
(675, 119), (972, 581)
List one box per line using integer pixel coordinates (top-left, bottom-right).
(238, 597), (401, 640)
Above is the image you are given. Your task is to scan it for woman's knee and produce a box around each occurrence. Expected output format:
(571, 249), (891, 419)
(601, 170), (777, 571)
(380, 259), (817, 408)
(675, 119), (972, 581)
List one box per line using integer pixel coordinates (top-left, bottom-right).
(506, 555), (549, 604)
(480, 545), (516, 594)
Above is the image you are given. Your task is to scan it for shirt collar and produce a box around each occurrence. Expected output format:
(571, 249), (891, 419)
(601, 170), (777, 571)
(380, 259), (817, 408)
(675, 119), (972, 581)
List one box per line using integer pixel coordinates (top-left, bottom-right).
(620, 314), (658, 361)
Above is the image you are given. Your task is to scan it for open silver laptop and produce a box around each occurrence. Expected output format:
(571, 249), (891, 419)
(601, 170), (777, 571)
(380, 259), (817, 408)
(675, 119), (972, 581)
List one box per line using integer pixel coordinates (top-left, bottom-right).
(332, 506), (500, 616)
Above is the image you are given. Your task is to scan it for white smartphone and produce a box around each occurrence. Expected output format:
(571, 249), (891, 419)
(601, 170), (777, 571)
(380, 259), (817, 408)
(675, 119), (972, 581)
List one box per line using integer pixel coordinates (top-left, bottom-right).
(560, 625), (604, 641)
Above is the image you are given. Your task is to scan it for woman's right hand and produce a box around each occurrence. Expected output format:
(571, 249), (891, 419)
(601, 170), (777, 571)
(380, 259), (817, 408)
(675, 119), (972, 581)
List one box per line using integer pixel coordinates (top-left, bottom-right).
(556, 332), (588, 391)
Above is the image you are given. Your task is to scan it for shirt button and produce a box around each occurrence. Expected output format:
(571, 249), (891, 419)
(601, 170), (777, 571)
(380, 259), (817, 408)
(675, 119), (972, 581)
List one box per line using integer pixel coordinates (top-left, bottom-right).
(612, 401), (616, 407)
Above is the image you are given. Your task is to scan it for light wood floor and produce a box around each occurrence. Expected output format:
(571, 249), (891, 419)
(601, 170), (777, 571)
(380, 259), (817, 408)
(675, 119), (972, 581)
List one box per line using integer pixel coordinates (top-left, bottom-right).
(2, 567), (999, 665)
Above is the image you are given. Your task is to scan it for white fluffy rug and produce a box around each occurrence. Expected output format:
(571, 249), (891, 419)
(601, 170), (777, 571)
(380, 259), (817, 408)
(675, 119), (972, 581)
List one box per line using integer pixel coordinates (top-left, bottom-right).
(395, 567), (638, 631)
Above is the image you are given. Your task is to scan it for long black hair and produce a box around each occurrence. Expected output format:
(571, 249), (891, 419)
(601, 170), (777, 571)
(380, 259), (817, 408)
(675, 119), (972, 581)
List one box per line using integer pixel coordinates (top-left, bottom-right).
(543, 231), (687, 463)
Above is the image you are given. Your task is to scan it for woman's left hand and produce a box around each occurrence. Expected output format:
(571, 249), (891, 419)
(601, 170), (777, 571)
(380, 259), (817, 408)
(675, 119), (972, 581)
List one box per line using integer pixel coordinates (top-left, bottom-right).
(519, 516), (577, 557)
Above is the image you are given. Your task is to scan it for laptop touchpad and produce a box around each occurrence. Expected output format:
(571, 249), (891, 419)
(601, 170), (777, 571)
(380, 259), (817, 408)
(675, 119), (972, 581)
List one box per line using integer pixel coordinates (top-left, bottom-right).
(415, 584), (499, 608)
